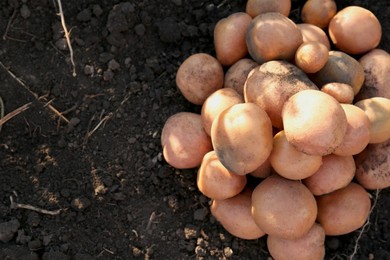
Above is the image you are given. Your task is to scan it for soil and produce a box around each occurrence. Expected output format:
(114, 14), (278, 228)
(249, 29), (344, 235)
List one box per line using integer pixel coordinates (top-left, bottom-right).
(0, 0), (389, 259)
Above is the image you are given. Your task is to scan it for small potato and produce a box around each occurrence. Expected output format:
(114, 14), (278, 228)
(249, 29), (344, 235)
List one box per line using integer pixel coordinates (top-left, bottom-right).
(197, 151), (246, 200)
(333, 104), (370, 156)
(270, 131), (322, 180)
(224, 58), (258, 96)
(321, 82), (355, 104)
(246, 0), (291, 18)
(303, 154), (355, 196)
(211, 189), (266, 240)
(297, 23), (331, 50)
(201, 88), (243, 136)
(176, 53), (224, 105)
(295, 42), (329, 74)
(329, 6), (382, 55)
(267, 224), (325, 260)
(161, 112), (212, 169)
(252, 175), (317, 239)
(316, 182), (371, 236)
(246, 12), (303, 63)
(214, 12), (252, 66)
(211, 103), (273, 175)
(301, 0), (337, 29)
(355, 97), (390, 143)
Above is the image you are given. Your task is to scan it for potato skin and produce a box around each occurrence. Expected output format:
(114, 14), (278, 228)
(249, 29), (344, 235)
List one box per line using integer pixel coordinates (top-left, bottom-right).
(321, 83), (354, 104)
(295, 42), (329, 74)
(161, 112), (212, 169)
(224, 58), (258, 96)
(301, 0), (337, 29)
(246, 0), (291, 18)
(297, 23), (331, 50)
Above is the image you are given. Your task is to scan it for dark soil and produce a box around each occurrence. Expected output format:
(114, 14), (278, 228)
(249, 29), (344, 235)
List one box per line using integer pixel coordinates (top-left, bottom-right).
(0, 0), (389, 259)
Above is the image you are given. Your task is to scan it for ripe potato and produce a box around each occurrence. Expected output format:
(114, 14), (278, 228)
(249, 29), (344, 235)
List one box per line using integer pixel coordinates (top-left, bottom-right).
(211, 103), (273, 175)
(282, 89), (348, 156)
(211, 189), (266, 240)
(333, 104), (370, 156)
(316, 182), (371, 236)
(201, 88), (243, 136)
(176, 53), (224, 105)
(224, 58), (258, 96)
(249, 156), (271, 178)
(197, 151), (246, 200)
(329, 6), (382, 55)
(161, 112), (212, 169)
(251, 175), (317, 239)
(303, 154), (355, 196)
(244, 60), (318, 129)
(246, 12), (303, 64)
(267, 223), (325, 260)
(270, 131), (322, 180)
(301, 0), (337, 29)
(297, 23), (331, 50)
(246, 0), (291, 18)
(321, 82), (355, 104)
(295, 42), (329, 74)
(355, 97), (390, 144)
(214, 12), (252, 66)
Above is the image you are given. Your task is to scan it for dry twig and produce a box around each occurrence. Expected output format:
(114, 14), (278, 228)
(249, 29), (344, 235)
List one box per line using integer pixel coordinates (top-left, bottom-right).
(2, 9), (17, 40)
(10, 195), (62, 216)
(0, 102), (32, 128)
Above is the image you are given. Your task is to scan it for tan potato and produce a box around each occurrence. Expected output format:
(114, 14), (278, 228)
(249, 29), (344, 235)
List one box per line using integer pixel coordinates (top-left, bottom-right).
(161, 112), (212, 169)
(295, 42), (329, 74)
(354, 139), (390, 190)
(354, 97), (390, 143)
(329, 6), (382, 55)
(246, 0), (291, 18)
(244, 60), (318, 129)
(201, 88), (243, 136)
(282, 89), (348, 156)
(321, 82), (355, 104)
(214, 12), (252, 66)
(249, 156), (271, 178)
(303, 154), (355, 196)
(197, 151), (246, 200)
(316, 182), (371, 236)
(297, 23), (331, 50)
(224, 58), (258, 96)
(246, 12), (303, 63)
(211, 189), (266, 240)
(270, 131), (322, 180)
(267, 223), (325, 260)
(176, 53), (224, 105)
(333, 104), (370, 156)
(211, 103), (273, 175)
(301, 0), (337, 29)
(251, 175), (317, 239)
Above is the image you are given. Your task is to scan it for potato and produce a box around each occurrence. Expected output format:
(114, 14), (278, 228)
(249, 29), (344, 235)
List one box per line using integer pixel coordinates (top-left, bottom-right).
(355, 49), (390, 101)
(214, 12), (252, 66)
(282, 89), (348, 156)
(333, 104), (370, 156)
(197, 151), (246, 200)
(246, 0), (291, 18)
(161, 112), (212, 169)
(201, 88), (243, 136)
(246, 12), (303, 64)
(355, 97), (390, 144)
(211, 103), (273, 175)
(251, 175), (317, 239)
(267, 223), (325, 260)
(270, 131), (322, 180)
(329, 6), (382, 55)
(224, 58), (258, 96)
(310, 51), (365, 95)
(176, 53), (224, 105)
(295, 42), (329, 74)
(297, 23), (331, 50)
(244, 60), (318, 129)
(321, 82), (354, 104)
(301, 0), (337, 29)
(249, 156), (271, 178)
(316, 182), (371, 236)
(303, 154), (355, 196)
(211, 189), (266, 240)
(355, 139), (390, 190)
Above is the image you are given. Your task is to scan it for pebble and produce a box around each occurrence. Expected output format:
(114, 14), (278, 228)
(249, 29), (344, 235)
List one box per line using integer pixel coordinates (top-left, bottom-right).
(134, 24), (146, 36)
(92, 5), (103, 17)
(55, 38), (68, 51)
(70, 117), (81, 126)
(195, 245), (207, 257)
(193, 208), (208, 221)
(28, 239), (42, 251)
(0, 219), (20, 242)
(71, 197), (91, 211)
(20, 4), (31, 19)
(77, 9), (91, 22)
(224, 247), (233, 257)
(103, 70), (114, 81)
(84, 65), (94, 75)
(108, 59), (120, 70)
(27, 212), (41, 227)
(184, 226), (198, 239)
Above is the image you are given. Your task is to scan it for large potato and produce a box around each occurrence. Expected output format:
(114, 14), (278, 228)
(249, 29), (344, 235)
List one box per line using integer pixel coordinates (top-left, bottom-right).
(224, 58), (258, 96)
(246, 0), (291, 18)
(211, 103), (273, 175)
(301, 0), (337, 29)
(297, 23), (331, 50)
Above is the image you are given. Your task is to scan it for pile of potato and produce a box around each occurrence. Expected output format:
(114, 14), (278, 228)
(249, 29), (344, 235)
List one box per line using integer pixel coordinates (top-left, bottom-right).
(161, 0), (390, 258)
